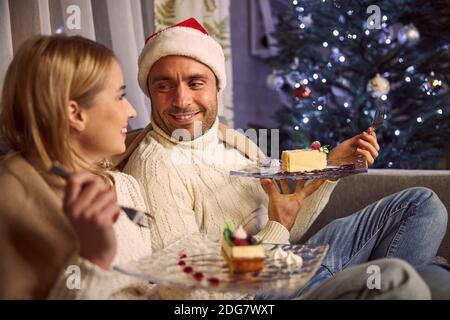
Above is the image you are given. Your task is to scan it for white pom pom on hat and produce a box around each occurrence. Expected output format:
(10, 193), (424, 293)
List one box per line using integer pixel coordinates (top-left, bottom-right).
(138, 17), (227, 97)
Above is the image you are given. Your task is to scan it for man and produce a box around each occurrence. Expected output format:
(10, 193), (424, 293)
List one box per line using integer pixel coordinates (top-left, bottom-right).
(119, 18), (448, 299)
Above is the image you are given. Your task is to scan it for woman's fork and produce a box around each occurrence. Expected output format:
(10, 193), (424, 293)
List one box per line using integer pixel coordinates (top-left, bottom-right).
(49, 162), (153, 229)
(371, 106), (386, 131)
(119, 206), (153, 229)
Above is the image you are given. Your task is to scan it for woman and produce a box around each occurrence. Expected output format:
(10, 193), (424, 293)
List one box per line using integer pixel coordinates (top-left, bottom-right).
(0, 34), (156, 299)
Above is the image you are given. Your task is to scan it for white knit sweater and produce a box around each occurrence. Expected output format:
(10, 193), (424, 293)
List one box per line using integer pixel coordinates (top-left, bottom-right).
(123, 119), (338, 253)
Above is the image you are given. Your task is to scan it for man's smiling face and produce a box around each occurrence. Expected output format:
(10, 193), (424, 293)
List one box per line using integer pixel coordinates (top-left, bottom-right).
(147, 55), (219, 139)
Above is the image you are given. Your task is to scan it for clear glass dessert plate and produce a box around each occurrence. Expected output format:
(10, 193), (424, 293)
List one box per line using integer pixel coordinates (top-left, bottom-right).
(113, 233), (328, 297)
(230, 155), (368, 180)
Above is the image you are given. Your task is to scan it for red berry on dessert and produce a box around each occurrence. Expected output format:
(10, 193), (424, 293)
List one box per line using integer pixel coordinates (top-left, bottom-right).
(311, 141), (321, 150)
(232, 239), (249, 246)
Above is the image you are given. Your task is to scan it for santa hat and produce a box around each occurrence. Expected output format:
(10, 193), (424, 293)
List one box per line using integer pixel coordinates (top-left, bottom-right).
(138, 18), (226, 97)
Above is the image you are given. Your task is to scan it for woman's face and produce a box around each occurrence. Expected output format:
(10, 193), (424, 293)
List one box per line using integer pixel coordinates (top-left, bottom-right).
(73, 60), (137, 162)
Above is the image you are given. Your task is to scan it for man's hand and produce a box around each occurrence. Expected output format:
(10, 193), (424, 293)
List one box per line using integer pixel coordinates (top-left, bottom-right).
(63, 172), (120, 270)
(260, 179), (325, 231)
(328, 128), (380, 166)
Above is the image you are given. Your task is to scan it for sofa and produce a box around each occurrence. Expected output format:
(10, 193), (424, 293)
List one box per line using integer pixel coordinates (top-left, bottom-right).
(301, 169), (450, 261)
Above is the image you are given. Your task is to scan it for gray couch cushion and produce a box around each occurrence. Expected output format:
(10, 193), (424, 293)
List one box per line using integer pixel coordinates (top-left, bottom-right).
(301, 169), (450, 260)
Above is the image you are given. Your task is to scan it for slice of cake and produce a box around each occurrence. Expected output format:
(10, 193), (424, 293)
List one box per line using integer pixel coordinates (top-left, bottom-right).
(281, 141), (328, 172)
(221, 224), (264, 273)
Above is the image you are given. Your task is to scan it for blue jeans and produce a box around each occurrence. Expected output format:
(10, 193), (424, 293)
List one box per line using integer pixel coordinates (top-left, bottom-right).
(302, 186), (448, 295)
(258, 187), (448, 299)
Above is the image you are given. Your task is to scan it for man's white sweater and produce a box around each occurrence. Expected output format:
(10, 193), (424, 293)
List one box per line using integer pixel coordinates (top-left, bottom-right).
(124, 119), (339, 253)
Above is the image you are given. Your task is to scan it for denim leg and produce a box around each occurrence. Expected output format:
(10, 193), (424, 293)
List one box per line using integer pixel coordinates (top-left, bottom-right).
(416, 264), (450, 300)
(298, 258), (431, 300)
(298, 187), (447, 296)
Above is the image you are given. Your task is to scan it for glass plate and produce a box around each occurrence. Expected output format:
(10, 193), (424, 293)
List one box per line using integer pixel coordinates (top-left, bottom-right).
(113, 233), (329, 297)
(230, 155), (368, 180)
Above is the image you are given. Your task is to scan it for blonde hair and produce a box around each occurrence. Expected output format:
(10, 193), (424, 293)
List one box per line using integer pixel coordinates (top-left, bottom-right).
(0, 35), (116, 183)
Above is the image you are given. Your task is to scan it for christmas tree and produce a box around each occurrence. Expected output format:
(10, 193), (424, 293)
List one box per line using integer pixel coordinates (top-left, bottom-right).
(267, 0), (450, 169)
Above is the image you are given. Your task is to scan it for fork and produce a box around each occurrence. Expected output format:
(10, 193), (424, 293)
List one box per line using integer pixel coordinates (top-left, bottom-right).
(49, 162), (153, 228)
(371, 105), (386, 131)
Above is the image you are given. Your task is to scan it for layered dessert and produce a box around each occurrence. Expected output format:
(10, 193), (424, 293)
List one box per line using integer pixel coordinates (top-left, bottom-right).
(221, 224), (264, 273)
(281, 141), (328, 172)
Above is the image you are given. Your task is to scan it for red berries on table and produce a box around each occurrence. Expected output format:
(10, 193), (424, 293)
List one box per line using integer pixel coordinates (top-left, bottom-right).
(193, 272), (204, 281)
(183, 266), (193, 273)
(208, 277), (220, 286)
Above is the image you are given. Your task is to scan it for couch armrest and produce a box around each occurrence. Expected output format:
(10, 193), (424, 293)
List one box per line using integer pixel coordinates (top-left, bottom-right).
(301, 169), (450, 260)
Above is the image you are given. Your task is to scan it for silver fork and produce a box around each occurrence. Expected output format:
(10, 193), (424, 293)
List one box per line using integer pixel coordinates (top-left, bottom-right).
(371, 106), (386, 131)
(49, 162), (153, 229)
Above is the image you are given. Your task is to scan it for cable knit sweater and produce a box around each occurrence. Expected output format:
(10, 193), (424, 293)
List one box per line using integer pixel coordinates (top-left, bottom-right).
(123, 119), (338, 252)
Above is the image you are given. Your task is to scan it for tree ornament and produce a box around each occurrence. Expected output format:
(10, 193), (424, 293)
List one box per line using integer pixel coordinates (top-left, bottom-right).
(397, 24), (420, 46)
(426, 72), (443, 91)
(367, 74), (390, 98)
(292, 85), (311, 99)
(421, 77), (443, 95)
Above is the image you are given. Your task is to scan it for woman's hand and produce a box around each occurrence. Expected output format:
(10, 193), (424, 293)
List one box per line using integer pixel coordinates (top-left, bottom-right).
(260, 179), (325, 231)
(328, 128), (380, 166)
(63, 172), (120, 270)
